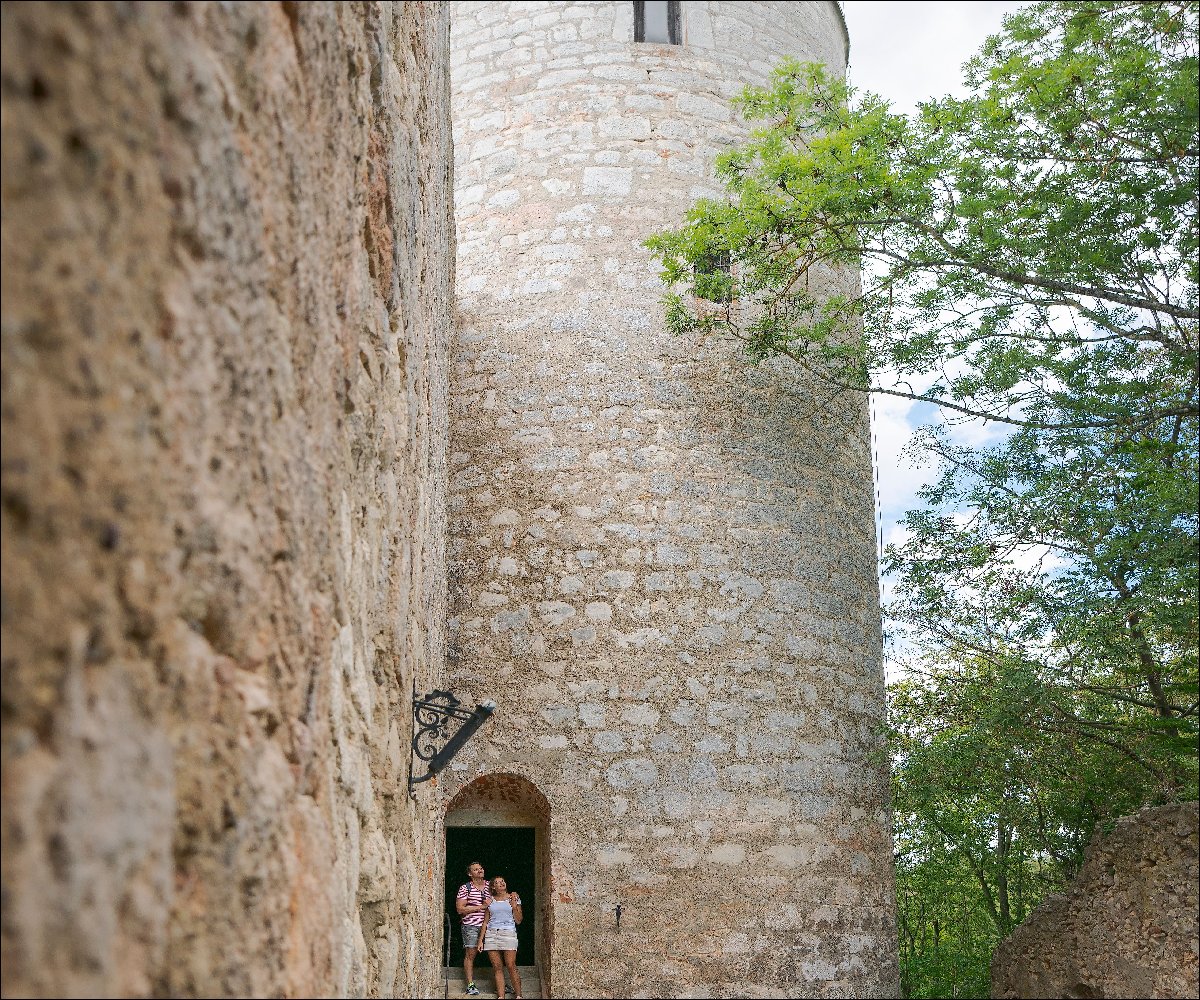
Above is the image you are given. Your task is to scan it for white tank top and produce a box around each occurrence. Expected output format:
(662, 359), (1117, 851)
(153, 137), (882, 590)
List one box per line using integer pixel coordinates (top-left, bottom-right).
(487, 898), (516, 929)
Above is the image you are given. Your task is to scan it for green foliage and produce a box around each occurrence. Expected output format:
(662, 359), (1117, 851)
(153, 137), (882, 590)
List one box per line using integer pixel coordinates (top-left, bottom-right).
(648, 3), (1199, 997)
(889, 416), (1199, 788)
(647, 2), (1198, 430)
(894, 841), (1000, 1000)
(888, 647), (1192, 998)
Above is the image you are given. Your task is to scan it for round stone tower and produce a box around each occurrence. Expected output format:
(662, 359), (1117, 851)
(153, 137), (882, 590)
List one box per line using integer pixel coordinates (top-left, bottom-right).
(446, 3), (899, 996)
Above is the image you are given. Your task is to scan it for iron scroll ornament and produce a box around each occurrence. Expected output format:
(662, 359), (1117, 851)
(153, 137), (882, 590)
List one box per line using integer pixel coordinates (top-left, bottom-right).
(410, 688), (496, 794)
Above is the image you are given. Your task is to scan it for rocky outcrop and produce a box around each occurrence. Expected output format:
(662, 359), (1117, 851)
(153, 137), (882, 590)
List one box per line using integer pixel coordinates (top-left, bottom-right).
(991, 802), (1200, 999)
(0, 3), (452, 996)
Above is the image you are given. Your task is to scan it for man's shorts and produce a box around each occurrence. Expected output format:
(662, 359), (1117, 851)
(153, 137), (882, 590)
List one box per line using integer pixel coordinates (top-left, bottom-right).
(462, 923), (482, 949)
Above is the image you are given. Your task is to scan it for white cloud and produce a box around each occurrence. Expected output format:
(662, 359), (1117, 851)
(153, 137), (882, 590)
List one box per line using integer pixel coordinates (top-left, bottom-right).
(870, 392), (936, 520)
(842, 2), (1027, 115)
(883, 521), (911, 551)
(947, 416), (1010, 449)
(1009, 543), (1069, 576)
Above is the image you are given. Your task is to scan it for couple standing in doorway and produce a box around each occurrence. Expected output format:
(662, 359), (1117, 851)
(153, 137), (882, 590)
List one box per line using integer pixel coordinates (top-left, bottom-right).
(456, 861), (524, 999)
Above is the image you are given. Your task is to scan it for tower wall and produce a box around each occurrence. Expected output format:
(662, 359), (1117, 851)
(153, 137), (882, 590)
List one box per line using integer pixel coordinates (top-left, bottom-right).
(447, 3), (898, 996)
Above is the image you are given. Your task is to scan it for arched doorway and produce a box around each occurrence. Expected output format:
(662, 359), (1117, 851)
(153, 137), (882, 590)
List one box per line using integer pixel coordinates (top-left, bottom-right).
(444, 774), (552, 994)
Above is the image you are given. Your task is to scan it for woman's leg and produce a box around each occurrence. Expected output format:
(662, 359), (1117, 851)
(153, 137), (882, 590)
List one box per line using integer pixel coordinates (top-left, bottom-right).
(487, 949), (504, 997)
(504, 951), (522, 998)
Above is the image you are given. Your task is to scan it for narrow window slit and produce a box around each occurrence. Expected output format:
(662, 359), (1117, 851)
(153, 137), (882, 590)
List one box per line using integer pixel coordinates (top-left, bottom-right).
(694, 251), (733, 303)
(635, 1), (682, 45)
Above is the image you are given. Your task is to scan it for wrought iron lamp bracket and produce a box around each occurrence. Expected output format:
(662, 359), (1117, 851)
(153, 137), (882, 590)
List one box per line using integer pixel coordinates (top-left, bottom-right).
(409, 686), (495, 795)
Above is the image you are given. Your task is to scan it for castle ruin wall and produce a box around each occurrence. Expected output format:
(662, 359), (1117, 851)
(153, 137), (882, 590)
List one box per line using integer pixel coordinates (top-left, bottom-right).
(0, 3), (452, 996)
(991, 802), (1200, 1000)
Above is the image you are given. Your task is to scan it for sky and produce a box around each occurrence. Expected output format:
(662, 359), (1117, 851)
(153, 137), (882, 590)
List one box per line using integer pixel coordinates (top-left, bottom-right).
(838, 2), (1026, 631)
(843, 2), (1025, 114)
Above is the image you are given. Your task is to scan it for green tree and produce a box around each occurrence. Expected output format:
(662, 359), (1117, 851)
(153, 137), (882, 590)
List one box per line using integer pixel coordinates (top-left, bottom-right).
(646, 0), (1198, 767)
(648, 3), (1198, 995)
(648, 2), (1197, 432)
(887, 650), (1182, 998)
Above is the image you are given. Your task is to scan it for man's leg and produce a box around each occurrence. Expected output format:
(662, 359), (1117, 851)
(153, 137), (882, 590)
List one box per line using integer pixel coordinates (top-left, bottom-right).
(462, 925), (482, 994)
(463, 946), (476, 987)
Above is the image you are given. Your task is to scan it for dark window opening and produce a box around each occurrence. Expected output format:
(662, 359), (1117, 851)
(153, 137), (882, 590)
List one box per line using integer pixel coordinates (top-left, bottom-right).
(694, 251), (733, 302)
(635, 1), (682, 45)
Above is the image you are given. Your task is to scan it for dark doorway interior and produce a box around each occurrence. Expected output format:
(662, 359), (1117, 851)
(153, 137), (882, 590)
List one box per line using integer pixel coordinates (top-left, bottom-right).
(444, 826), (536, 968)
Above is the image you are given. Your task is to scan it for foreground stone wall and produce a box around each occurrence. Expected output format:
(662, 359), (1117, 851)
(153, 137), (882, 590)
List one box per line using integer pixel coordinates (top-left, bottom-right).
(447, 3), (898, 997)
(992, 802), (1200, 1000)
(1, 3), (451, 997)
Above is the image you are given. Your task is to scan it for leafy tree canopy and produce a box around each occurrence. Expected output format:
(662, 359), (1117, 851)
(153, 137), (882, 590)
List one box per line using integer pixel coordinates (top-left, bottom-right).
(649, 5), (1198, 993)
(647, 1), (1197, 432)
(647, 0), (1198, 766)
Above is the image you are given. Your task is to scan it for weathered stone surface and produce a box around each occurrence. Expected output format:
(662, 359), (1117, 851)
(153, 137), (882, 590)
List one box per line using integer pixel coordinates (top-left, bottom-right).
(447, 3), (899, 997)
(0, 3), (452, 997)
(991, 802), (1200, 1000)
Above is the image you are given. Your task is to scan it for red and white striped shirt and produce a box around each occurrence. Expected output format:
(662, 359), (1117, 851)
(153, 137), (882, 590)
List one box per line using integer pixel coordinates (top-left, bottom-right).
(456, 881), (493, 927)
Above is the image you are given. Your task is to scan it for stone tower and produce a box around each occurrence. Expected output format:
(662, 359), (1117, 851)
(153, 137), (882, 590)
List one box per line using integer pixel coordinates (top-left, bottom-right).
(446, 3), (899, 996)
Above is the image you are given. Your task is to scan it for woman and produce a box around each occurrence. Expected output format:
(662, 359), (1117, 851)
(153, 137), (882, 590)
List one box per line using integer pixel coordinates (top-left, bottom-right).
(478, 876), (523, 1000)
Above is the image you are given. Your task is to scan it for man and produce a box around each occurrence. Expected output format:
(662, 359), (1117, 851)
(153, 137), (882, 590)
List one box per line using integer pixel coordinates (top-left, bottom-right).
(455, 861), (492, 996)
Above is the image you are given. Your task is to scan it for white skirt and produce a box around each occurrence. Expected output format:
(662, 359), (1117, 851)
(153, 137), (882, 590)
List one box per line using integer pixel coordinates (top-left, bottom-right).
(483, 927), (518, 952)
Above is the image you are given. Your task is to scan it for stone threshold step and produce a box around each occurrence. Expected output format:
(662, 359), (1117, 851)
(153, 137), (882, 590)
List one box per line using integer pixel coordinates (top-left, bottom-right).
(440, 966), (544, 999)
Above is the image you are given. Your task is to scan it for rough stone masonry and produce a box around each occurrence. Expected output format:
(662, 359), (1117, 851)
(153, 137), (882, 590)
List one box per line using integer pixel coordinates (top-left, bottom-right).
(445, 3), (900, 997)
(992, 802), (1200, 1000)
(3, 2), (904, 998)
(1, 3), (452, 997)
